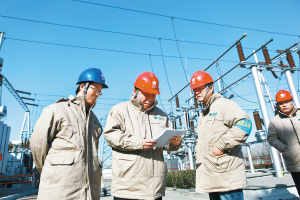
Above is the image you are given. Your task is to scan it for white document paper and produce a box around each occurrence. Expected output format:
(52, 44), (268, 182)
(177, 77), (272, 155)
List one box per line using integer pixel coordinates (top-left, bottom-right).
(152, 128), (187, 148)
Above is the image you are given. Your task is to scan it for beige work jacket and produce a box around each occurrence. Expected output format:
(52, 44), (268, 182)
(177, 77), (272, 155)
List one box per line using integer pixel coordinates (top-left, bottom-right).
(104, 97), (180, 200)
(268, 108), (300, 172)
(30, 95), (102, 200)
(195, 93), (250, 193)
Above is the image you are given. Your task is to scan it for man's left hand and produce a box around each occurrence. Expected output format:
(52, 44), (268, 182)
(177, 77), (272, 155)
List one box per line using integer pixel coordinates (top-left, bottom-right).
(212, 146), (224, 156)
(169, 136), (182, 146)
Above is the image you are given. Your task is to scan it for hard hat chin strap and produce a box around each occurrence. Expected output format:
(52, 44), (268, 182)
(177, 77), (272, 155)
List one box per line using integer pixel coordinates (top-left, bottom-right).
(202, 84), (212, 104)
(133, 88), (140, 99)
(83, 82), (91, 107)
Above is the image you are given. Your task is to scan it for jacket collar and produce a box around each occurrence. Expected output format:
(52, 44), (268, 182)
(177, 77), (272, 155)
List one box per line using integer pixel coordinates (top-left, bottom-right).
(278, 107), (297, 118)
(56, 95), (96, 112)
(130, 95), (158, 112)
(203, 93), (221, 112)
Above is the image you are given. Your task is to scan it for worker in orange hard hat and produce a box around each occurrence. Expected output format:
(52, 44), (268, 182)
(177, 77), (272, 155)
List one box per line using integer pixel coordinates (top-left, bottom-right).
(191, 70), (252, 200)
(104, 72), (181, 200)
(268, 90), (300, 196)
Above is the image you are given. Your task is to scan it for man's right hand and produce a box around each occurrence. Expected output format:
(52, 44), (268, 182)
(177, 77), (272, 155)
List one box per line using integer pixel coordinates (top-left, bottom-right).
(142, 139), (157, 150)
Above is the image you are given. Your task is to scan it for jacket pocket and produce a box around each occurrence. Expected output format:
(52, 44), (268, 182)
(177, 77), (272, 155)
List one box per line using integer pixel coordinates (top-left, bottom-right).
(204, 154), (233, 173)
(50, 156), (74, 165)
(115, 152), (143, 178)
(50, 156), (77, 184)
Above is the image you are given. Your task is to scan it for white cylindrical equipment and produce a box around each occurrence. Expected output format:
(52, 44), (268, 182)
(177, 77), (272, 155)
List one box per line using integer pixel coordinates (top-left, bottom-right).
(251, 65), (283, 177)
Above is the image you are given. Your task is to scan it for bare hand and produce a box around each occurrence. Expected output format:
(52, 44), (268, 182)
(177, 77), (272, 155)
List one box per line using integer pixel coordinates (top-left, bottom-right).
(212, 146), (223, 156)
(169, 136), (182, 146)
(143, 139), (157, 150)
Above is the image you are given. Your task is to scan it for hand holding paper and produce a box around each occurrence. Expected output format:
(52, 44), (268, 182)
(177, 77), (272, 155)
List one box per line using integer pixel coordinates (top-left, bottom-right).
(143, 139), (157, 150)
(169, 136), (182, 146)
(152, 128), (187, 147)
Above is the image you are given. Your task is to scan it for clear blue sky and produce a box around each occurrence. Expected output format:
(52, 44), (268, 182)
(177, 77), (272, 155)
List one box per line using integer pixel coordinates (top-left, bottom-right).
(0, 0), (299, 144)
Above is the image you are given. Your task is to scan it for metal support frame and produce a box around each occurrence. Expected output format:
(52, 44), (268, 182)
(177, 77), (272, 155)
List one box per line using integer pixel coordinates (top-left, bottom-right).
(280, 153), (287, 172)
(245, 145), (255, 174)
(251, 63), (283, 177)
(285, 70), (300, 108)
(19, 111), (30, 141)
(2, 76), (29, 112)
(183, 110), (195, 170)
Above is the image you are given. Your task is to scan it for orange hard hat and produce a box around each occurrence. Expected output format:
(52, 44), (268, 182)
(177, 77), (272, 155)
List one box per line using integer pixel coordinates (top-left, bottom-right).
(134, 72), (160, 94)
(190, 70), (214, 90)
(276, 90), (293, 102)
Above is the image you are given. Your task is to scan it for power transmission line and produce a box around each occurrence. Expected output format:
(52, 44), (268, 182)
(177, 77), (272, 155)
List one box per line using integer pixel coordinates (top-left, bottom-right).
(6, 37), (240, 62)
(171, 17), (188, 82)
(72, 0), (299, 37)
(0, 15), (278, 51)
(159, 39), (173, 97)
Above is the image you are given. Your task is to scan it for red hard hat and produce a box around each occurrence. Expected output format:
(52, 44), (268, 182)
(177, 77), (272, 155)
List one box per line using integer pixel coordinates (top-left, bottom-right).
(276, 90), (293, 102)
(134, 72), (160, 94)
(190, 70), (214, 90)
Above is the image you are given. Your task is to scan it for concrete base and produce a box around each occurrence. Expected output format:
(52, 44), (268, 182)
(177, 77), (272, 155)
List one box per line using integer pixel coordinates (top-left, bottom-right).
(244, 171), (299, 200)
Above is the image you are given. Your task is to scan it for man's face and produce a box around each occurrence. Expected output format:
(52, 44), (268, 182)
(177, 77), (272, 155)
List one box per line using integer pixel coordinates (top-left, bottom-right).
(278, 99), (294, 115)
(81, 83), (103, 105)
(193, 85), (213, 103)
(134, 88), (156, 110)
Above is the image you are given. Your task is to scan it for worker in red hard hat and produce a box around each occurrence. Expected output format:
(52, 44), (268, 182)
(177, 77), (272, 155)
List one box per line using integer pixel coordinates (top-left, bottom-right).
(104, 72), (182, 200)
(268, 90), (300, 195)
(191, 70), (252, 200)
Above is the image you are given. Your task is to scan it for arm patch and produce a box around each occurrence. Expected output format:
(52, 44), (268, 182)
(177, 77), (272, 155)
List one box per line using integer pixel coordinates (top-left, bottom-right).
(234, 119), (252, 136)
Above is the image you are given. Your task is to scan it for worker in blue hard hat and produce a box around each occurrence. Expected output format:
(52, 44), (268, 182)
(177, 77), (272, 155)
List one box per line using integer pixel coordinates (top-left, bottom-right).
(31, 68), (108, 200)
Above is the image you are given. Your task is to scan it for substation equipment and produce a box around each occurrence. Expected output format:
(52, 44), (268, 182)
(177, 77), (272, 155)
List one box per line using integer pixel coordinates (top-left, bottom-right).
(168, 33), (300, 177)
(0, 32), (36, 187)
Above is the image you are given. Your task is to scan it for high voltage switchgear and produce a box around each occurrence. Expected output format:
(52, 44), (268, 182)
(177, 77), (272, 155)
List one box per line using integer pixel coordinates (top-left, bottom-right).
(167, 33), (300, 175)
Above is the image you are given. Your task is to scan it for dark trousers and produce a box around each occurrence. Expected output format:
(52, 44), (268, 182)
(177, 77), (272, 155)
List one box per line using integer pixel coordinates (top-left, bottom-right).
(291, 172), (300, 196)
(114, 197), (162, 200)
(209, 189), (244, 200)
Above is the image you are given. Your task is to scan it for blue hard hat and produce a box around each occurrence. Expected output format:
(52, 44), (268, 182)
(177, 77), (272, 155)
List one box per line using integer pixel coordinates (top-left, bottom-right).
(77, 68), (108, 88)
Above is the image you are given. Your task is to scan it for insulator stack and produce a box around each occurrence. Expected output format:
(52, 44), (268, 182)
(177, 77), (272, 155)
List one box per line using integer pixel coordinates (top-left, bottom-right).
(26, 139), (30, 149)
(190, 120), (194, 133)
(24, 138), (27, 149)
(253, 111), (263, 130)
(236, 42), (245, 62)
(262, 47), (271, 65)
(179, 117), (182, 127)
(175, 95), (180, 108)
(185, 112), (190, 129)
(286, 51), (296, 68)
(271, 71), (278, 79)
(194, 95), (198, 108)
(8, 143), (13, 150)
(21, 140), (24, 148)
(173, 120), (177, 130)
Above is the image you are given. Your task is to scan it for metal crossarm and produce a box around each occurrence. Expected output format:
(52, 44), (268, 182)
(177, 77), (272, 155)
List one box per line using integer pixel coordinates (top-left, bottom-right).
(271, 43), (300, 65)
(1, 75), (29, 112)
(218, 72), (252, 95)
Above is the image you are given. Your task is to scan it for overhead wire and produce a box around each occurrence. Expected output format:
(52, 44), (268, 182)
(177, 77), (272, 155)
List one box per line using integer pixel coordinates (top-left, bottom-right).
(159, 38), (174, 112)
(0, 15), (272, 51)
(149, 54), (167, 113)
(0, 15), (281, 53)
(159, 38), (173, 98)
(5, 37), (239, 62)
(171, 17), (188, 83)
(72, 0), (299, 37)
